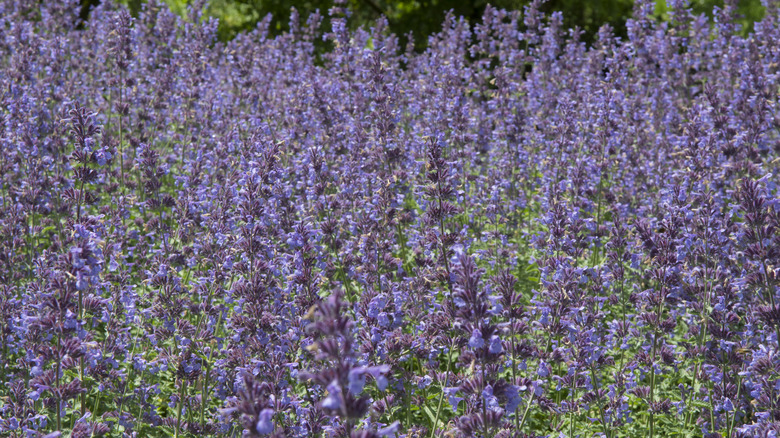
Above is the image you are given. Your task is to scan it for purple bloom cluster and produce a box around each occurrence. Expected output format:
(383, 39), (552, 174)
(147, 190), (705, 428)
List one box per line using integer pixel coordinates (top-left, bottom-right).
(1, 0), (780, 436)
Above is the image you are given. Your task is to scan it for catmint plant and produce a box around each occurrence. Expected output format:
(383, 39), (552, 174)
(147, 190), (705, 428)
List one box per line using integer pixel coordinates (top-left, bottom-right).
(1, 0), (779, 436)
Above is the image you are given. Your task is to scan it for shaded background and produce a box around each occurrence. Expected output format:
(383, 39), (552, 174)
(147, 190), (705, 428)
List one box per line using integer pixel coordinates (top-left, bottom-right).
(82, 0), (766, 47)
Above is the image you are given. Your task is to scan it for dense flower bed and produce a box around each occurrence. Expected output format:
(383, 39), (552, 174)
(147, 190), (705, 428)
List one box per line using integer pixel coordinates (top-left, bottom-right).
(1, 0), (779, 436)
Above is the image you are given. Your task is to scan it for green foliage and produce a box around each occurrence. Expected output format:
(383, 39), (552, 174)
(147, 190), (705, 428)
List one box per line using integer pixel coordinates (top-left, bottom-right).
(165, 0), (635, 45)
(109, 0), (766, 46)
(655, 0), (765, 32)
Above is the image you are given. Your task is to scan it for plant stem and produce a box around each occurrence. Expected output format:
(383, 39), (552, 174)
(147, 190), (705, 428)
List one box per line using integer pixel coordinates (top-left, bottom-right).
(200, 365), (210, 429)
(728, 374), (742, 436)
(430, 344), (454, 438)
(518, 390), (535, 432)
(510, 320), (519, 429)
(175, 378), (188, 438)
(590, 364), (611, 438)
(56, 340), (62, 431)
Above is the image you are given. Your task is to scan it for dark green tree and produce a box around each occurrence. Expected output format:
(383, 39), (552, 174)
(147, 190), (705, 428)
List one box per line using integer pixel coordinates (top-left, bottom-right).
(84, 0), (765, 47)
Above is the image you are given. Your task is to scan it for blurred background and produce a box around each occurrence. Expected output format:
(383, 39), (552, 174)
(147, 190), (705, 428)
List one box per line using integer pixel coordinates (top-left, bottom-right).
(82, 0), (766, 47)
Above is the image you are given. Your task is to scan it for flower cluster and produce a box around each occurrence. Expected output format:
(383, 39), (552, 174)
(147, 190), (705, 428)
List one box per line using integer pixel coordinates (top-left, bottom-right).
(0, 0), (779, 437)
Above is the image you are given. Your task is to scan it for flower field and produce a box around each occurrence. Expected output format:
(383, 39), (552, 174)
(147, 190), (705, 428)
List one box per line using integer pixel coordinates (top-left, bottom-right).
(1, 0), (779, 436)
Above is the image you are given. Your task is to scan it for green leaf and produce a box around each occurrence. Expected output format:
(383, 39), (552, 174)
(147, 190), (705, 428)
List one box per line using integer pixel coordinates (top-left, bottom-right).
(423, 404), (441, 429)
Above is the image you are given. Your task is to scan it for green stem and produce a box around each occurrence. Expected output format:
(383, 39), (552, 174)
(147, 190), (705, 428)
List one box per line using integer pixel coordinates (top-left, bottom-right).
(590, 364), (611, 438)
(92, 391), (101, 418)
(429, 344), (454, 438)
(518, 390), (536, 432)
(201, 364), (211, 429)
(175, 379), (187, 438)
(481, 365), (490, 438)
(569, 374), (575, 438)
(56, 341), (62, 431)
(116, 317), (143, 429)
(649, 329), (658, 438)
(510, 323), (519, 430)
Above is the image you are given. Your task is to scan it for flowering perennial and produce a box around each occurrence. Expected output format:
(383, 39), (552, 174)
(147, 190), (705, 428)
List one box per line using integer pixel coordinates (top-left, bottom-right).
(0, 0), (779, 437)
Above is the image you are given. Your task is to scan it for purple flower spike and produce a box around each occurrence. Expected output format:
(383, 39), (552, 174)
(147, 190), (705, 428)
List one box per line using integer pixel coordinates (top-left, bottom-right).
(255, 409), (274, 434)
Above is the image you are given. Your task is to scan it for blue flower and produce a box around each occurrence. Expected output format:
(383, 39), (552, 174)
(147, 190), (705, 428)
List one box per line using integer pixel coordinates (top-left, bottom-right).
(255, 409), (274, 434)
(417, 374), (433, 389)
(378, 421), (400, 437)
(348, 368), (367, 394)
(488, 335), (503, 354)
(469, 328), (484, 349)
(506, 385), (522, 413)
(538, 360), (549, 377)
(444, 387), (463, 412)
(322, 380), (342, 411)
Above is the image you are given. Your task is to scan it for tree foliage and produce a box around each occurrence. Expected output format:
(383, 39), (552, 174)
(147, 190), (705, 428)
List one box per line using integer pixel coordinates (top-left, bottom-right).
(84, 0), (765, 46)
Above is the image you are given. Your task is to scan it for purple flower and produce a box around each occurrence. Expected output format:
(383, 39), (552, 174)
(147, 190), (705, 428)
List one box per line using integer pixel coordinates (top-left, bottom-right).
(378, 421), (400, 437)
(538, 360), (550, 377)
(255, 409), (274, 434)
(417, 375), (433, 389)
(505, 385), (522, 413)
(488, 335), (503, 354)
(348, 368), (367, 394)
(322, 380), (343, 411)
(444, 387), (463, 412)
(469, 328), (484, 349)
(4, 0), (780, 436)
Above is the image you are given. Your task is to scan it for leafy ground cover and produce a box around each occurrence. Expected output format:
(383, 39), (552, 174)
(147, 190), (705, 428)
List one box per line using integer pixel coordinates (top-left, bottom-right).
(1, 0), (780, 437)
